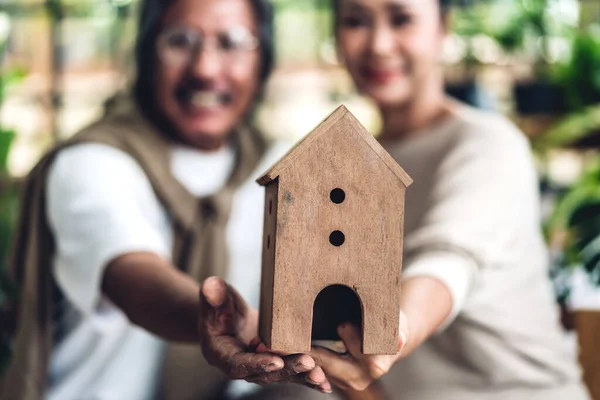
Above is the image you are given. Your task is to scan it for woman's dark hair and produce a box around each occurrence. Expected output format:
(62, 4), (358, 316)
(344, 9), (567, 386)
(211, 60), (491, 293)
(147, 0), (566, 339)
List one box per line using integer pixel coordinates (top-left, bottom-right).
(440, 0), (451, 10)
(133, 0), (275, 110)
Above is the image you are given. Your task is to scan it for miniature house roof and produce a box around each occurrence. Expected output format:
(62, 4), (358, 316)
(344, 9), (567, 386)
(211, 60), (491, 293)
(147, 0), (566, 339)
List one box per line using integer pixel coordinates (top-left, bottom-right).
(257, 105), (413, 187)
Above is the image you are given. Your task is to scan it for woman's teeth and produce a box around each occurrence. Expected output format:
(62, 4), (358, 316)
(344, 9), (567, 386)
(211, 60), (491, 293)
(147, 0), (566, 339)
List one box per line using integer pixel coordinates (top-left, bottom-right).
(191, 91), (222, 108)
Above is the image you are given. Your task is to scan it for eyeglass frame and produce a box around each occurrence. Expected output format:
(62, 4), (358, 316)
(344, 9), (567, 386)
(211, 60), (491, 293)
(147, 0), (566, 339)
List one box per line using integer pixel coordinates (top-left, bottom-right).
(155, 25), (261, 68)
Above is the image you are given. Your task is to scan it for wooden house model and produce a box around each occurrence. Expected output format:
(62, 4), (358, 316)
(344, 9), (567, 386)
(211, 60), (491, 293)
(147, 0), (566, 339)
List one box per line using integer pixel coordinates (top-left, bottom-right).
(257, 105), (413, 355)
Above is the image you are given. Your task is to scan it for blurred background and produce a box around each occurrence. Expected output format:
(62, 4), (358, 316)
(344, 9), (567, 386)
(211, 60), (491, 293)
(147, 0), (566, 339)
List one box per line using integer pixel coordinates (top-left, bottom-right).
(1, 0), (600, 386)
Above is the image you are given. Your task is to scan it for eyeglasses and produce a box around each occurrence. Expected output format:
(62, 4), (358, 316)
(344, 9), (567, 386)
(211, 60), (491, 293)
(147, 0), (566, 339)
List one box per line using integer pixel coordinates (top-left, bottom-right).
(156, 25), (259, 67)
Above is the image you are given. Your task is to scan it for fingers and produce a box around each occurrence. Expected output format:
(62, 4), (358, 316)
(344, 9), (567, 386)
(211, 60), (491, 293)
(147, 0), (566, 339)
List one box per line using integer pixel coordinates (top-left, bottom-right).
(201, 334), (285, 378)
(245, 361), (332, 393)
(328, 376), (350, 391)
(310, 345), (363, 381)
(228, 351), (285, 378)
(199, 277), (234, 336)
(201, 276), (228, 307)
(198, 277), (332, 391)
(363, 355), (394, 380)
(301, 366), (333, 393)
(199, 277), (249, 337)
(337, 323), (363, 361)
(200, 277), (249, 319)
(255, 353), (314, 381)
(248, 336), (261, 352)
(399, 309), (409, 352)
(337, 322), (399, 380)
(203, 330), (329, 391)
(203, 336), (331, 392)
(310, 342), (394, 391)
(305, 365), (332, 392)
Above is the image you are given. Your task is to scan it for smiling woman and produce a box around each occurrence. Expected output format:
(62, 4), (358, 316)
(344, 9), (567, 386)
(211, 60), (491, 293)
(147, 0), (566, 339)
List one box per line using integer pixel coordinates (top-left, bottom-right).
(307, 0), (593, 399)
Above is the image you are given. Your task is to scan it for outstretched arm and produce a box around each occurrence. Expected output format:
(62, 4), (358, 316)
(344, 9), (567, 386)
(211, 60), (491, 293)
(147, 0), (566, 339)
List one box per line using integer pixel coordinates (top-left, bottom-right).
(103, 257), (332, 392)
(103, 252), (200, 342)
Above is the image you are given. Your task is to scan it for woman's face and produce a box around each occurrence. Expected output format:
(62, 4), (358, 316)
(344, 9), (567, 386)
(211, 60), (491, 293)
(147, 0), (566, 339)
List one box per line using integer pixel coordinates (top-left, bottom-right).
(154, 0), (261, 149)
(336, 0), (446, 108)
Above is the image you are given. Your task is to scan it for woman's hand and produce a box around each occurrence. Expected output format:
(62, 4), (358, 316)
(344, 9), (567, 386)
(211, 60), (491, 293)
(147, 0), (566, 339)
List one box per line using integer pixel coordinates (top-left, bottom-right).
(309, 276), (453, 392)
(308, 312), (409, 391)
(198, 277), (332, 393)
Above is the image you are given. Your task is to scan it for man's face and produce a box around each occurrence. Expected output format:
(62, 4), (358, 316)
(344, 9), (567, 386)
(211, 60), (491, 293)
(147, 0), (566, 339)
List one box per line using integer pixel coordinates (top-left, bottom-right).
(153, 0), (261, 150)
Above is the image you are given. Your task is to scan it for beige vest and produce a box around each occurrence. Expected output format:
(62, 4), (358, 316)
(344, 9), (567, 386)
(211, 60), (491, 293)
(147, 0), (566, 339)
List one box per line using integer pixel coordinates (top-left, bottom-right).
(0, 102), (267, 400)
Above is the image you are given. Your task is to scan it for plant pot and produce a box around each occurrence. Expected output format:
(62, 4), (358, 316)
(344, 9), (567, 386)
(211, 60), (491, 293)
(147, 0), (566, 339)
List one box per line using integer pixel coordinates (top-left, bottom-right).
(513, 81), (567, 115)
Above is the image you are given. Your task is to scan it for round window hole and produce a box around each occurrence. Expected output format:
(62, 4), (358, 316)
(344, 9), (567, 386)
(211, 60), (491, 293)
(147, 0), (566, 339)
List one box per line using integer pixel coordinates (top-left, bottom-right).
(330, 188), (345, 204)
(329, 230), (345, 247)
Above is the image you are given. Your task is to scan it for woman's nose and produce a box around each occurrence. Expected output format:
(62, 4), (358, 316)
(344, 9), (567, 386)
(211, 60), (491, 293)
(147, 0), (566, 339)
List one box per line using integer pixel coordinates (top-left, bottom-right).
(369, 25), (395, 57)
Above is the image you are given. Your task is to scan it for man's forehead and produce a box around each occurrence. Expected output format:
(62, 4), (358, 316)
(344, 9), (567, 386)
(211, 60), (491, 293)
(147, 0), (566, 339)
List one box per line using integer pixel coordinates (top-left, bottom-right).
(163, 0), (255, 30)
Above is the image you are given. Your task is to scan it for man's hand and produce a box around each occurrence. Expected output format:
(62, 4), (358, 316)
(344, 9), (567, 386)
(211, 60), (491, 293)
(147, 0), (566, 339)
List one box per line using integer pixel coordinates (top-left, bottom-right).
(308, 312), (409, 391)
(199, 277), (332, 393)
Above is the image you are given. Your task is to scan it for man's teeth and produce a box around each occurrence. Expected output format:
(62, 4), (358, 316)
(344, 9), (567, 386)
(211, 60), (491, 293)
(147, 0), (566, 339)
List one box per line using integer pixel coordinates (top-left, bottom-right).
(191, 91), (222, 108)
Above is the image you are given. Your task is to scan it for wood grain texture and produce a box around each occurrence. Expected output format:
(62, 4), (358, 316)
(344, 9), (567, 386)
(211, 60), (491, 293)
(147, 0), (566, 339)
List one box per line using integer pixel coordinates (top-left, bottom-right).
(575, 311), (600, 400)
(258, 106), (411, 355)
(257, 105), (413, 188)
(259, 180), (279, 347)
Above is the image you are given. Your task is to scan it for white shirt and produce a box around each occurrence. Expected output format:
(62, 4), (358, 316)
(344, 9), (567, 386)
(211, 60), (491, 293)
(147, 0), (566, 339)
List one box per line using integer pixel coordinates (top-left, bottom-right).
(45, 141), (289, 399)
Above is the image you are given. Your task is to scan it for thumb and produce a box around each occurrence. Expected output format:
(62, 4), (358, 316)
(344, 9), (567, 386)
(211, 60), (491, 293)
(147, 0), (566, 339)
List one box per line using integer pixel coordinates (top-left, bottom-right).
(199, 276), (248, 336)
(201, 276), (229, 308)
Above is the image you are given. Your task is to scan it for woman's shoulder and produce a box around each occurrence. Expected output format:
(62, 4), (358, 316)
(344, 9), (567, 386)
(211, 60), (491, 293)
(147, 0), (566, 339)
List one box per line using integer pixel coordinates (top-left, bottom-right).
(449, 102), (529, 151)
(442, 103), (531, 159)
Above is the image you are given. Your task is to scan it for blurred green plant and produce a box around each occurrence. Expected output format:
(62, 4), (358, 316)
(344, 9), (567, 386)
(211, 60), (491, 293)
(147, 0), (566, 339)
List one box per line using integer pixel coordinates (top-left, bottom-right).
(534, 105), (600, 151)
(532, 28), (600, 151)
(451, 3), (495, 77)
(549, 160), (600, 286)
(0, 64), (25, 377)
(0, 128), (17, 378)
(554, 26), (600, 112)
(491, 0), (571, 79)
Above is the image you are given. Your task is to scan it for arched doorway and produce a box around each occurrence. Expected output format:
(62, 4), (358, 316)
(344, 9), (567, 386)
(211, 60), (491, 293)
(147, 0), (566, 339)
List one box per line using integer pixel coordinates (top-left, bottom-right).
(311, 284), (363, 341)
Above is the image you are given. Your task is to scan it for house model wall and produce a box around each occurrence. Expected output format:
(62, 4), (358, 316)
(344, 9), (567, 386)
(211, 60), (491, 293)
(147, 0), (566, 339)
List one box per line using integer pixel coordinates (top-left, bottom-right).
(257, 105), (412, 355)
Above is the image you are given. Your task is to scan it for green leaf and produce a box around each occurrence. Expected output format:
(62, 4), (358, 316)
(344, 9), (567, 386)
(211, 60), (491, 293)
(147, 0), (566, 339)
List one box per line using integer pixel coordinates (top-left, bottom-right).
(535, 105), (600, 151)
(550, 161), (600, 286)
(0, 66), (27, 100)
(0, 130), (15, 173)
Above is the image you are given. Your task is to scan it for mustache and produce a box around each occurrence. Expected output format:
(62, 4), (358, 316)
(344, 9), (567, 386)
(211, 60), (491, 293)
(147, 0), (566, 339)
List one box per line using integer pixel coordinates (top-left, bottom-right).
(174, 81), (233, 105)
